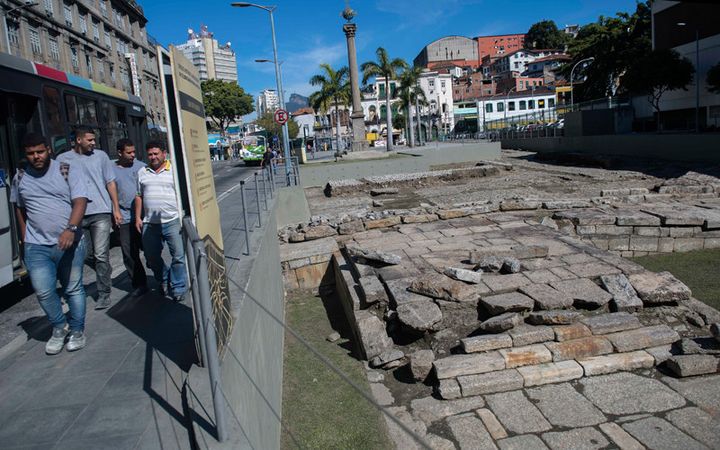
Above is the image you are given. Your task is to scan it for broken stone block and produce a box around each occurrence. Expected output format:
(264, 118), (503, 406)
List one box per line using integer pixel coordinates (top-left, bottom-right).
(438, 209), (471, 220)
(364, 215), (402, 230)
(434, 299), (482, 328)
(457, 369), (524, 397)
(501, 257), (521, 274)
(578, 350), (655, 376)
(479, 312), (523, 333)
(628, 271), (692, 304)
(520, 284), (573, 310)
(410, 349), (435, 382)
(397, 301), (443, 332)
(545, 337), (614, 361)
(540, 216), (559, 230)
(461, 333), (512, 353)
(437, 379), (462, 399)
(480, 292), (534, 315)
(444, 267), (483, 284)
(551, 278), (612, 309)
(476, 256), (504, 272)
(303, 225), (338, 240)
(499, 344), (553, 368)
(483, 273), (532, 293)
(408, 273), (477, 302)
(401, 213), (439, 224)
(553, 323), (592, 342)
(433, 352), (506, 379)
(370, 187), (399, 196)
(581, 312), (642, 335)
(358, 276), (388, 306)
(527, 310), (583, 326)
(370, 349), (405, 368)
(646, 345), (673, 365)
(326, 331), (341, 343)
(605, 324), (680, 352)
(666, 355), (719, 377)
(600, 274), (644, 312)
(508, 325), (555, 347)
(517, 360), (584, 387)
(500, 199), (541, 211)
(346, 245), (401, 265)
(355, 310), (394, 359)
(338, 220), (365, 235)
(288, 230), (306, 242)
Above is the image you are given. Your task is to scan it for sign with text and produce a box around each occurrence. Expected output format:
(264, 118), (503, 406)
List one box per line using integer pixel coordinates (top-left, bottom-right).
(273, 108), (289, 125)
(166, 46), (233, 356)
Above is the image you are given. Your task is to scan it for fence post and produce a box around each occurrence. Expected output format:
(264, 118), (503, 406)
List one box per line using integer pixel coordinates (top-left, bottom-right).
(267, 166), (274, 198)
(240, 180), (251, 255)
(184, 230), (207, 368)
(261, 169), (269, 211)
(254, 172), (262, 228)
(194, 240), (228, 443)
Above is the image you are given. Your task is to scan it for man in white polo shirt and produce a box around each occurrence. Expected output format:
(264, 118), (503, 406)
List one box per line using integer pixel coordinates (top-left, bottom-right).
(134, 141), (187, 302)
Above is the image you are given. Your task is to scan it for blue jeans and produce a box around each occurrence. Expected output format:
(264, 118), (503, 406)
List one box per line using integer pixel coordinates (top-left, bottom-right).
(24, 237), (87, 331)
(82, 213), (112, 300)
(142, 220), (187, 297)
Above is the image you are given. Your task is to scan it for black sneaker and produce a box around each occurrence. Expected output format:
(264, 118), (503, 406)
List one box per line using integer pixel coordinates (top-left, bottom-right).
(172, 294), (185, 303)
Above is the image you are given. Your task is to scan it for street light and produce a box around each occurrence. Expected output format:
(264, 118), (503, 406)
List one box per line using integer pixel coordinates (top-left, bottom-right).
(570, 57), (595, 108)
(677, 22), (700, 133)
(2, 1), (38, 56)
(231, 2), (293, 184)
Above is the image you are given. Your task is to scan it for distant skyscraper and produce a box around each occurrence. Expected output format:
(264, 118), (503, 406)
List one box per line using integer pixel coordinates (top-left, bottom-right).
(257, 89), (280, 115)
(176, 25), (237, 82)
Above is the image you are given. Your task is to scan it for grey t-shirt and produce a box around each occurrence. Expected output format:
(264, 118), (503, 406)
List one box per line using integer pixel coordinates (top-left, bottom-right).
(56, 149), (115, 215)
(113, 159), (146, 224)
(10, 160), (88, 246)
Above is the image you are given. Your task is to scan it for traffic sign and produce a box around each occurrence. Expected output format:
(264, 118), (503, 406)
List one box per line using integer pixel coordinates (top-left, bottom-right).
(273, 109), (289, 125)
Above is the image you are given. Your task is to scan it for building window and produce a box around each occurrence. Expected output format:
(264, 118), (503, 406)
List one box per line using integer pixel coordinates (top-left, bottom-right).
(538, 99), (545, 109)
(528, 100), (535, 109)
(99, 0), (107, 17)
(63, 3), (73, 26)
(44, 0), (54, 14)
(519, 100), (526, 110)
(485, 103), (493, 113)
(429, 79), (435, 88)
(79, 14), (87, 34)
(514, 62), (519, 69)
(28, 27), (42, 54)
(70, 47), (79, 69)
(92, 21), (99, 41)
(508, 101), (515, 111)
(497, 102), (504, 112)
(440, 80), (446, 89)
(104, 30), (111, 48)
(49, 37), (60, 60)
(98, 60), (105, 80)
(6, 20), (19, 46)
(549, 98), (555, 108)
(109, 63), (115, 82)
(86, 54), (93, 76)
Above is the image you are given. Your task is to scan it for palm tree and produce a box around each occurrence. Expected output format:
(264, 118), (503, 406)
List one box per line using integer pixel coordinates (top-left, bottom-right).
(361, 47), (407, 151)
(309, 63), (350, 154)
(397, 66), (427, 147)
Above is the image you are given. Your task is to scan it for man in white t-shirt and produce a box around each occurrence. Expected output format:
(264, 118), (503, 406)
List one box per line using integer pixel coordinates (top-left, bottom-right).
(134, 141), (187, 302)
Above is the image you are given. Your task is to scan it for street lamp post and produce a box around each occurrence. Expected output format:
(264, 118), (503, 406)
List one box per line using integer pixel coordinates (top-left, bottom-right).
(2, 1), (38, 56)
(232, 2), (292, 184)
(677, 22), (700, 133)
(570, 57), (595, 108)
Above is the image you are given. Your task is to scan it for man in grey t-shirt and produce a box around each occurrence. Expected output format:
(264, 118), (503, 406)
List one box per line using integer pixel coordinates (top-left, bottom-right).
(57, 126), (121, 310)
(113, 138), (147, 296)
(11, 133), (89, 354)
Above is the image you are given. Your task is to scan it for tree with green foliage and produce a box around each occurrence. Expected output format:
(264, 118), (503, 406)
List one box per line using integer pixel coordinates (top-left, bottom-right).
(200, 79), (254, 135)
(623, 49), (694, 130)
(362, 47), (408, 151)
(256, 111), (299, 147)
(308, 63), (350, 154)
(707, 62), (720, 94)
(397, 66), (428, 146)
(526, 20), (568, 49)
(562, 1), (651, 101)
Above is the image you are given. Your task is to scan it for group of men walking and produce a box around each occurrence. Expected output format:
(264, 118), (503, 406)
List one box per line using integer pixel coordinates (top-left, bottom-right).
(10, 127), (187, 355)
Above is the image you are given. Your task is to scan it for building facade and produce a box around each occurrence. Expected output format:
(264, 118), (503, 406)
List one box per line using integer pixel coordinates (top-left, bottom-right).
(1, 0), (166, 129)
(413, 35), (480, 71)
(453, 87), (557, 131)
(256, 89), (279, 116)
(175, 25), (237, 83)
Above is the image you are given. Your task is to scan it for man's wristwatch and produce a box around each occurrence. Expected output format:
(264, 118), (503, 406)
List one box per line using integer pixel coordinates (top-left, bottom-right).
(66, 224), (79, 232)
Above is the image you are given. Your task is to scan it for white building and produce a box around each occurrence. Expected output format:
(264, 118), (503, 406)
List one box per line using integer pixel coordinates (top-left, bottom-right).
(490, 49), (563, 76)
(257, 89), (280, 115)
(453, 87), (557, 131)
(176, 25), (237, 82)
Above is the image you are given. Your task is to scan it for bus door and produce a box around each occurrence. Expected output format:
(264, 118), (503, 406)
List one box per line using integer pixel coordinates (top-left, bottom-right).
(0, 91), (41, 286)
(128, 115), (146, 159)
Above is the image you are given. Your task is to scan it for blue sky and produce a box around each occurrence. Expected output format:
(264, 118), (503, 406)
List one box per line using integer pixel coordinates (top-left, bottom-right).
(142, 0), (639, 111)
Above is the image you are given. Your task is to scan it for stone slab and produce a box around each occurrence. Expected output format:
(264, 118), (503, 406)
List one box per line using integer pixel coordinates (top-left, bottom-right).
(461, 334), (512, 353)
(545, 337), (613, 362)
(355, 310), (394, 359)
(551, 278), (612, 309)
(541, 427), (609, 450)
(628, 271), (692, 304)
(579, 372), (686, 415)
(485, 390), (552, 434)
(508, 325), (554, 347)
(437, 379), (462, 400)
(479, 312), (523, 333)
(483, 273), (532, 293)
(599, 274), (644, 312)
(614, 209), (662, 226)
(476, 408), (508, 440)
(433, 352), (506, 379)
(457, 369), (525, 397)
(384, 278), (429, 306)
(666, 407), (720, 449)
(578, 350), (655, 376)
(446, 413), (498, 450)
(661, 374), (720, 414)
(598, 422), (644, 450)
(370, 383), (394, 406)
(397, 301), (443, 332)
(566, 262), (622, 279)
(553, 323), (592, 342)
(622, 416), (706, 450)
(444, 267), (483, 284)
(409, 350), (435, 382)
(605, 325), (680, 352)
(410, 395), (485, 426)
(526, 383), (606, 427)
(358, 275), (388, 306)
(480, 292), (534, 315)
(519, 284), (573, 310)
(517, 360), (584, 387)
(580, 312), (642, 335)
(527, 310), (582, 326)
(497, 435), (549, 450)
(499, 344), (553, 368)
(666, 355), (719, 377)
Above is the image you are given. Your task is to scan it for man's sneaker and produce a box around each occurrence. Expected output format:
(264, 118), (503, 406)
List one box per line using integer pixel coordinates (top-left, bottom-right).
(94, 296), (111, 310)
(172, 294), (185, 303)
(65, 331), (86, 352)
(131, 286), (149, 297)
(45, 327), (68, 355)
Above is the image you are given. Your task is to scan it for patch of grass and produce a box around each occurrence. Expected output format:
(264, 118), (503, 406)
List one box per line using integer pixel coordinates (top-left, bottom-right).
(632, 248), (720, 311)
(281, 291), (391, 450)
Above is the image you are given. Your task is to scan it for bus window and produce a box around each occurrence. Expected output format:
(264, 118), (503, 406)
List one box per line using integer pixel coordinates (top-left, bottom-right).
(65, 94), (78, 124)
(43, 86), (68, 154)
(101, 101), (128, 159)
(77, 97), (99, 126)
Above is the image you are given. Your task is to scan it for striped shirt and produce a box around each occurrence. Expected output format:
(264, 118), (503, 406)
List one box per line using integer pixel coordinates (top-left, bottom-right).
(136, 160), (179, 224)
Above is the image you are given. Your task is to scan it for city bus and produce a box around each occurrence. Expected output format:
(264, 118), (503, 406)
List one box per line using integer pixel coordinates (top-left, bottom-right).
(0, 51), (149, 289)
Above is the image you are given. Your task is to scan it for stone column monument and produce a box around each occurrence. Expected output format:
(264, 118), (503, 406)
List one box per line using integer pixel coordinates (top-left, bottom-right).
(342, 6), (369, 152)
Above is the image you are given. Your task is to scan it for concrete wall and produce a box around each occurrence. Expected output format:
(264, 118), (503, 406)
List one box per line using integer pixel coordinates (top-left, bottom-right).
(501, 134), (720, 164)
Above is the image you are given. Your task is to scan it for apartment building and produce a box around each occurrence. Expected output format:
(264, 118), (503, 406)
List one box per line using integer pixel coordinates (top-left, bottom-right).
(176, 25), (237, 83)
(256, 88), (279, 116)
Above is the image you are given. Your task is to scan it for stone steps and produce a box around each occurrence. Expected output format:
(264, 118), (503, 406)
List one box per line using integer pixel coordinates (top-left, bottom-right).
(434, 317), (681, 399)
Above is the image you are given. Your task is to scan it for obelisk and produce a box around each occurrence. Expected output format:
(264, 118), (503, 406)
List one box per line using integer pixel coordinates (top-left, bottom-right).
(342, 7), (368, 152)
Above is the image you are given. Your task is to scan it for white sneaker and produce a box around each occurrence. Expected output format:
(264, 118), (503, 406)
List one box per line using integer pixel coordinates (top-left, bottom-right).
(45, 327), (68, 355)
(65, 331), (86, 352)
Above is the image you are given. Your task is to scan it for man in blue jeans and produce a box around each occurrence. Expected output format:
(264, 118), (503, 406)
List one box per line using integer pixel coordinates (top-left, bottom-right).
(10, 133), (89, 354)
(134, 141), (187, 302)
